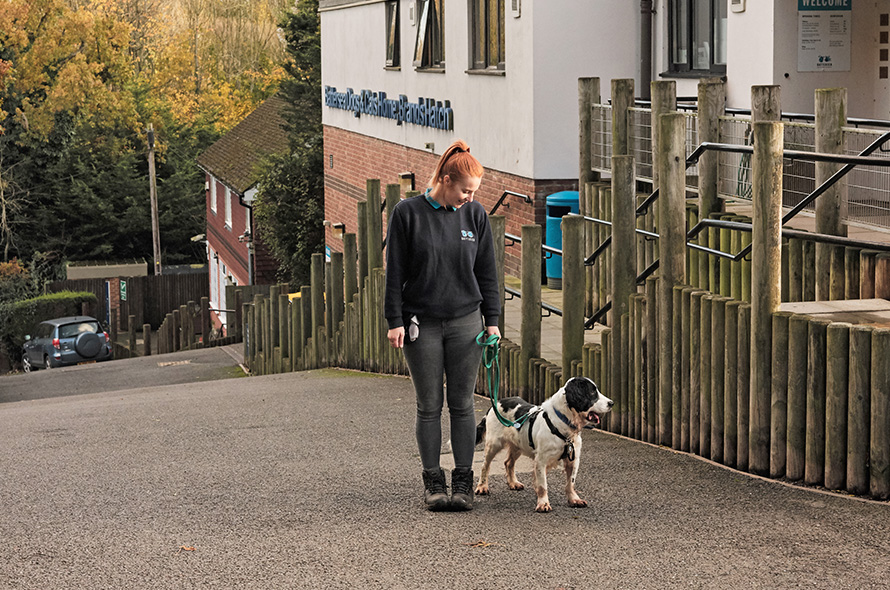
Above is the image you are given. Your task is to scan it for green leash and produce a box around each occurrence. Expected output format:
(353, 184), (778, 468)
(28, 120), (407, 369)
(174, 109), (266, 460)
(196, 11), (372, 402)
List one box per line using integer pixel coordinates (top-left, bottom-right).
(476, 331), (532, 429)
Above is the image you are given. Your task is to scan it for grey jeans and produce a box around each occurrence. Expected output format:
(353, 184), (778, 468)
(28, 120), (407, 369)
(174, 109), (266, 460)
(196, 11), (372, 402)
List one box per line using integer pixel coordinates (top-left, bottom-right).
(402, 309), (483, 471)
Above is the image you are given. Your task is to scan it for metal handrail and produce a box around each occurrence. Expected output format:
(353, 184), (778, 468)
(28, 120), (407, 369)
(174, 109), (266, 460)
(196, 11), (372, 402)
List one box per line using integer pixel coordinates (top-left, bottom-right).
(490, 190), (533, 215)
(504, 286), (563, 317)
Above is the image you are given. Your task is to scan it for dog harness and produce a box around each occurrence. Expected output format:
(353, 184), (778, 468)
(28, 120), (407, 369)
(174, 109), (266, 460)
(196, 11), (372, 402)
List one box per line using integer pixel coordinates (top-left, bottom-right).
(525, 409), (576, 462)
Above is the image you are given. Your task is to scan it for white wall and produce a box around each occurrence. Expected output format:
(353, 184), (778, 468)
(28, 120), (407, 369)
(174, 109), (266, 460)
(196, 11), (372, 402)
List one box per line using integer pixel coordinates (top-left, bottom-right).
(532, 0), (639, 177)
(321, 1), (638, 180)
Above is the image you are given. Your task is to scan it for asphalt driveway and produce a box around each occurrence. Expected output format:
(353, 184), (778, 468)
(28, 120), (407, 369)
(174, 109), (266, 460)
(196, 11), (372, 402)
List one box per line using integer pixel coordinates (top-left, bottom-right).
(2, 356), (890, 589)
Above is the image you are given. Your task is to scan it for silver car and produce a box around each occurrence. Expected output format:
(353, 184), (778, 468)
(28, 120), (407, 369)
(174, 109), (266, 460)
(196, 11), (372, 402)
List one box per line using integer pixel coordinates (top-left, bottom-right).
(22, 316), (113, 372)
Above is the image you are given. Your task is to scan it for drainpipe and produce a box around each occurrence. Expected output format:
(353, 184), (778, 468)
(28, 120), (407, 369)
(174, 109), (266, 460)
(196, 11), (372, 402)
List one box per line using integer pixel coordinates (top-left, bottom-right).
(238, 194), (255, 285)
(640, 0), (653, 100)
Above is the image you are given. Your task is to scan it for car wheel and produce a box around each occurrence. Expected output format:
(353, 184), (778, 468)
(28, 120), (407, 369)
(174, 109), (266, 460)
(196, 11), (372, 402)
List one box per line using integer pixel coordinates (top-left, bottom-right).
(44, 356), (53, 370)
(22, 356), (32, 373)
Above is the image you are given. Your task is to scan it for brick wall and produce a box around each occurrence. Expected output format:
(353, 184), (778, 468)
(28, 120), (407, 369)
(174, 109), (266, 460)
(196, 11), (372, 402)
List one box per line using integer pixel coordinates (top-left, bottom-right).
(324, 126), (577, 277)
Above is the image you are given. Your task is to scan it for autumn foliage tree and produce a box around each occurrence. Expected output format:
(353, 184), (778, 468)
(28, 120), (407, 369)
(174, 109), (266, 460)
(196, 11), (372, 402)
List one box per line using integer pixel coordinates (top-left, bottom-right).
(0, 0), (288, 269)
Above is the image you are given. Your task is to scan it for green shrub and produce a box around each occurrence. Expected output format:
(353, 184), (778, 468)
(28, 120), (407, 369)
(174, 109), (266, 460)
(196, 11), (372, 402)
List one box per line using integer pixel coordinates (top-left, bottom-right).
(0, 290), (98, 365)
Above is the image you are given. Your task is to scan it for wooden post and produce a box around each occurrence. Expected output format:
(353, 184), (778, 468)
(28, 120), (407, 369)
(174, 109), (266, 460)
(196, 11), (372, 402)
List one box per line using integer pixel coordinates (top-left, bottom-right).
(619, 312), (630, 435)
(165, 312), (174, 355)
(860, 250), (878, 298)
(366, 179), (383, 273)
(269, 284), (280, 361)
(253, 294), (263, 372)
(356, 202), (368, 311)
(657, 112), (687, 446)
(724, 300), (740, 467)
(612, 156), (636, 419)
(870, 328), (890, 500)
(142, 324), (151, 356)
(200, 297), (210, 345)
(279, 292), (289, 369)
(491, 215), (506, 336)
(770, 311), (792, 478)
(788, 238), (804, 302)
(815, 88), (848, 301)
(300, 286), (312, 368)
(331, 251), (344, 340)
(127, 315), (136, 357)
(579, 77), (601, 194)
(749, 120), (784, 475)
(680, 288), (695, 452)
(311, 253), (325, 369)
(291, 295), (301, 371)
(786, 314), (809, 481)
(563, 215), (585, 374)
(645, 276), (658, 443)
(699, 295), (713, 457)
(385, 183), (400, 228)
(650, 81), (677, 188)
(824, 322), (851, 491)
(847, 325), (872, 495)
(178, 305), (187, 351)
(689, 291), (704, 455)
(876, 254), (890, 299)
(672, 286), (683, 450)
(325, 263), (334, 360)
(344, 233), (358, 306)
(845, 247), (861, 299)
(829, 244), (845, 301)
(697, 78), (725, 286)
(611, 79), (635, 157)
(805, 319), (830, 486)
(634, 293), (645, 440)
(736, 303), (752, 472)
(710, 297), (728, 463)
(751, 85), (781, 122)
(243, 303), (252, 371)
(520, 225), (542, 396)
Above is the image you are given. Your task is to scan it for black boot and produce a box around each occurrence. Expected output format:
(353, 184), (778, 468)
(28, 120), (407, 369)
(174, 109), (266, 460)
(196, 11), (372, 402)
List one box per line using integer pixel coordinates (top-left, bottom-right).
(422, 468), (449, 511)
(450, 468), (474, 511)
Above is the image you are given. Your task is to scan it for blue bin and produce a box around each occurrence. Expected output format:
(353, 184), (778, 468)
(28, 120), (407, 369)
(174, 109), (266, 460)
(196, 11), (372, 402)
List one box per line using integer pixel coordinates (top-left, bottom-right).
(544, 190), (579, 289)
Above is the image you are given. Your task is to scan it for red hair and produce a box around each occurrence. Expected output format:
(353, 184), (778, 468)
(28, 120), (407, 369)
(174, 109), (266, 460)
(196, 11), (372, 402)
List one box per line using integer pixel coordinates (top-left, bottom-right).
(428, 140), (484, 187)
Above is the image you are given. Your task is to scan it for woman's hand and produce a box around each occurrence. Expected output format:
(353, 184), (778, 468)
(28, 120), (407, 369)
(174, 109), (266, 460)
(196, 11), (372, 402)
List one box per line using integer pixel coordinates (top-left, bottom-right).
(485, 325), (501, 340)
(388, 326), (405, 349)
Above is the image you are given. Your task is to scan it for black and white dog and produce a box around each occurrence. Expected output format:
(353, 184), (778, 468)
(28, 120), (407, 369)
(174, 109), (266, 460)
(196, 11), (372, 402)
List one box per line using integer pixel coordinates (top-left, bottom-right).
(474, 377), (613, 513)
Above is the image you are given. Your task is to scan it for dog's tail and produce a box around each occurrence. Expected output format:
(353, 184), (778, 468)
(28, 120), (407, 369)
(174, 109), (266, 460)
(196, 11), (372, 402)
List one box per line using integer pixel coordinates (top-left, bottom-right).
(475, 415), (487, 445)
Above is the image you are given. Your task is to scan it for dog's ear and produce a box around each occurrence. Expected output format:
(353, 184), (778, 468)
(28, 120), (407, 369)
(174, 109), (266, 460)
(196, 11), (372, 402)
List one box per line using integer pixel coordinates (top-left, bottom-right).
(564, 377), (598, 413)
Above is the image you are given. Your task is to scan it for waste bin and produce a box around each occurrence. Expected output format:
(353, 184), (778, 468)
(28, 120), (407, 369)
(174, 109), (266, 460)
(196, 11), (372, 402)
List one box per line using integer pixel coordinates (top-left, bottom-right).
(544, 190), (579, 290)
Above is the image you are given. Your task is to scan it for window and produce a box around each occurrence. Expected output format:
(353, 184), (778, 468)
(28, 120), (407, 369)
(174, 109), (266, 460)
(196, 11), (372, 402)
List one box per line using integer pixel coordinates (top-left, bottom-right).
(225, 187), (232, 228)
(210, 179), (217, 214)
(471, 0), (504, 71)
(386, 1), (400, 68)
(414, 0), (444, 69)
(667, 0), (727, 75)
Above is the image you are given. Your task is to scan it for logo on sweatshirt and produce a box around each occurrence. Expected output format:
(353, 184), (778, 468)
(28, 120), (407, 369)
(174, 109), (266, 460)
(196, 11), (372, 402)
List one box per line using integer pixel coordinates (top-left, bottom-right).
(461, 230), (476, 242)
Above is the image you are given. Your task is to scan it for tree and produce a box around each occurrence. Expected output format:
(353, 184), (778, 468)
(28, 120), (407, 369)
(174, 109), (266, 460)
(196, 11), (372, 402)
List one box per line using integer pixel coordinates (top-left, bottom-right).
(252, 0), (323, 287)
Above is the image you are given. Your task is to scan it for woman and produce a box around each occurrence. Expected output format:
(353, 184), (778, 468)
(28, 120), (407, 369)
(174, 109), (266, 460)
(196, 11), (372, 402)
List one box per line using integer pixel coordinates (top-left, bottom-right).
(384, 140), (501, 511)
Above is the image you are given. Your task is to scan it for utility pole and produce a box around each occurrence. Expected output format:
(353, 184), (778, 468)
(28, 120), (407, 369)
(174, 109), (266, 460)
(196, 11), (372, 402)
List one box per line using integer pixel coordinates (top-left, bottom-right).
(147, 124), (162, 275)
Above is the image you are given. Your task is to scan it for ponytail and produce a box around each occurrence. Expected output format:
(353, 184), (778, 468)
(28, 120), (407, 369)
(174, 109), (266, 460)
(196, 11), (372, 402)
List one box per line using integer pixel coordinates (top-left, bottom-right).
(428, 140), (484, 187)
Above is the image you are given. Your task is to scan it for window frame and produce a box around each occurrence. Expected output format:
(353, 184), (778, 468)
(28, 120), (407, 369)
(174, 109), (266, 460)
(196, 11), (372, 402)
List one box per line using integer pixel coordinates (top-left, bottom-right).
(414, 0), (445, 71)
(385, 0), (400, 69)
(210, 179), (217, 214)
(224, 186), (232, 229)
(666, 0), (727, 77)
(470, 0), (505, 72)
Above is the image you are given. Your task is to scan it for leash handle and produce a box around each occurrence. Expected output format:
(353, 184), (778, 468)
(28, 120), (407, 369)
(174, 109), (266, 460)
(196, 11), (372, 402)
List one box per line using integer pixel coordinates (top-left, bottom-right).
(476, 330), (531, 429)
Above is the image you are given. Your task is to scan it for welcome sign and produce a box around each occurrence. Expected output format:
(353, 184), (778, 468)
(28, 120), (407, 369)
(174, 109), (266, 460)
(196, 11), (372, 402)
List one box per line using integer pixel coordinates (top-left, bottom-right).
(798, 0), (851, 72)
(324, 86), (454, 130)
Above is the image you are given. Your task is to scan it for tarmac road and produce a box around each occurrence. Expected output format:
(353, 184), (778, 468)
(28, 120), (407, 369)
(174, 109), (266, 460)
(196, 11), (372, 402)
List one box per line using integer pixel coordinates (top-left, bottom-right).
(1, 353), (890, 589)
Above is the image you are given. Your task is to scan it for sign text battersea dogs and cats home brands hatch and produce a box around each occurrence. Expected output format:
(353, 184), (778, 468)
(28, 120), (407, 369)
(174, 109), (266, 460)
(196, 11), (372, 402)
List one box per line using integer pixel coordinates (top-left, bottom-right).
(324, 86), (454, 130)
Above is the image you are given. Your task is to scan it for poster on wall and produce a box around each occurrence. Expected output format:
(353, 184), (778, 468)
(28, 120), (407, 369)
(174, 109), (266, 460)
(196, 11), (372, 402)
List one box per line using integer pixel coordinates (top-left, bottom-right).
(798, 0), (852, 72)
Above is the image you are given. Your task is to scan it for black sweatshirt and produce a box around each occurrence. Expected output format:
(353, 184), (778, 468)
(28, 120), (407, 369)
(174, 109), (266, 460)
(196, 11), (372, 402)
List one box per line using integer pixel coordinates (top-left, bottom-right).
(384, 193), (501, 329)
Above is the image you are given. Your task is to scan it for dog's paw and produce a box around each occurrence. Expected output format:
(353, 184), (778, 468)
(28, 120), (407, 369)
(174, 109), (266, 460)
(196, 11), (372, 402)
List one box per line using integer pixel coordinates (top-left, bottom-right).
(535, 501), (552, 513)
(508, 482), (525, 491)
(474, 484), (490, 496)
(568, 498), (588, 508)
